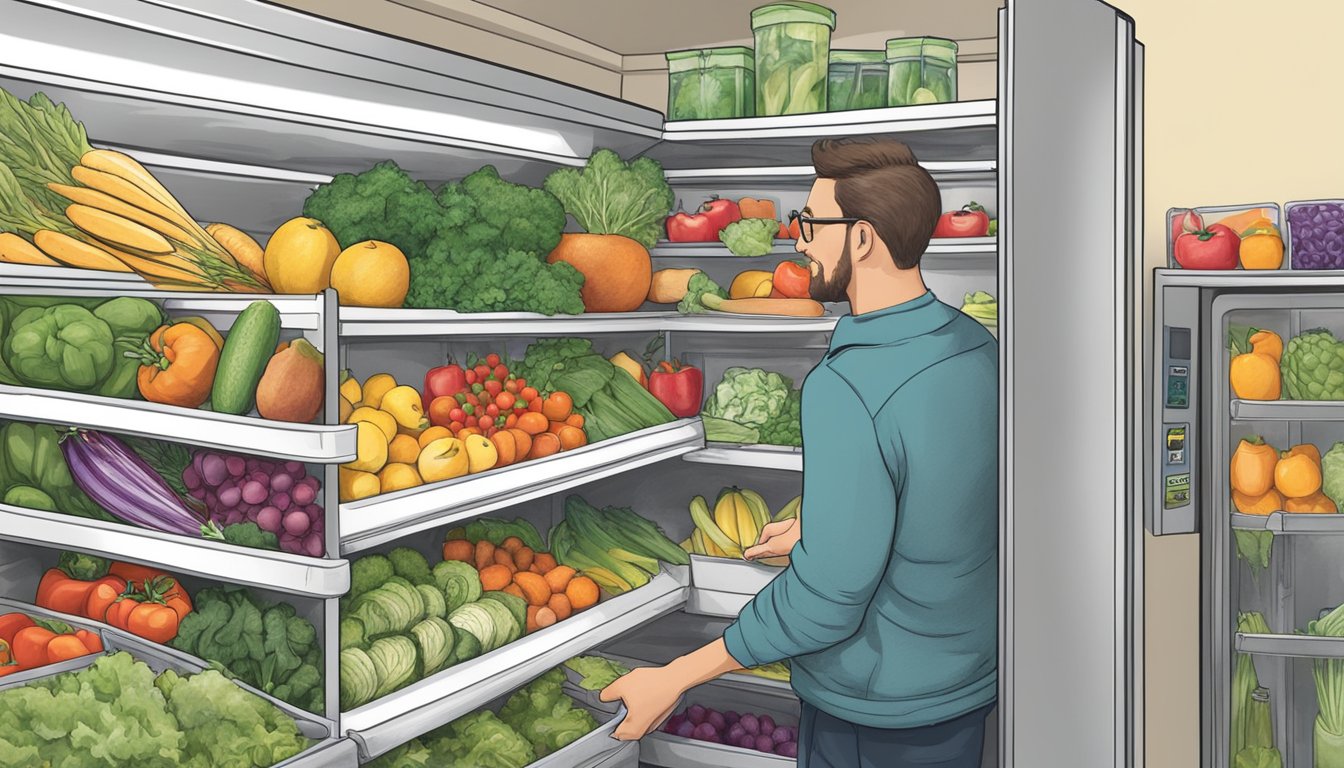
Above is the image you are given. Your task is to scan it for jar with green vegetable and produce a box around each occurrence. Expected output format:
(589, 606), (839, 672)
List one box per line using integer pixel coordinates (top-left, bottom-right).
(827, 50), (887, 112)
(751, 1), (836, 116)
(665, 47), (755, 121)
(885, 36), (958, 106)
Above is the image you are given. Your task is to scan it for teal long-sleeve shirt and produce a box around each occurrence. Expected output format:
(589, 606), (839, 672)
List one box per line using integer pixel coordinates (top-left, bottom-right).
(723, 291), (998, 729)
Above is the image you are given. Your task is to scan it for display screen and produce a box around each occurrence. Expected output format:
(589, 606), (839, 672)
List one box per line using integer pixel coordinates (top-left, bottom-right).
(1168, 327), (1191, 360)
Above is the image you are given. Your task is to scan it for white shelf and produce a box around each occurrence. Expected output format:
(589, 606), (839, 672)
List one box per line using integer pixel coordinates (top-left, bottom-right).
(664, 313), (840, 334)
(1236, 632), (1344, 659)
(682, 445), (802, 472)
(0, 385), (356, 463)
(338, 307), (674, 337)
(341, 567), (689, 759)
(1231, 400), (1344, 421)
(662, 160), (996, 185)
(0, 504), (349, 598)
(339, 419), (705, 554)
(650, 238), (994, 261)
(686, 555), (785, 618)
(1231, 511), (1344, 533)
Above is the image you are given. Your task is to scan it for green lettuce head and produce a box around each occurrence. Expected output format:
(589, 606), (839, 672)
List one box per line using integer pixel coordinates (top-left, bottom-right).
(6, 305), (115, 391)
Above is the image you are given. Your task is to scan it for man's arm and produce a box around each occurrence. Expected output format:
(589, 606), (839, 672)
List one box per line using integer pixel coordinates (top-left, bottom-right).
(723, 376), (901, 668)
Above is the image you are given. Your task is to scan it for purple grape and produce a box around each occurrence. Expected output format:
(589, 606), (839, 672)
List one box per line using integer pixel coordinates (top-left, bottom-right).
(183, 466), (201, 491)
(1290, 203), (1344, 269)
(760, 715), (775, 736)
(257, 506), (282, 532)
(205, 491), (219, 510)
(270, 492), (290, 510)
(687, 705), (706, 725)
(675, 720), (695, 738)
(192, 451), (205, 477)
(280, 532), (300, 550)
(692, 723), (716, 741)
(246, 506), (260, 523)
(270, 473), (294, 493)
(292, 483), (316, 506)
(755, 735), (774, 753)
(302, 532), (324, 557)
(739, 735), (756, 750)
(226, 509), (245, 526)
(665, 714), (685, 733)
(246, 458), (261, 472)
(225, 456), (246, 477)
(772, 726), (792, 744)
(283, 510), (310, 536)
(201, 454), (228, 486)
(727, 723), (745, 743)
(249, 470), (268, 486)
(306, 504), (323, 522)
(218, 486), (241, 508)
(776, 742), (798, 758)
(707, 710), (726, 731)
(740, 714), (759, 735)
(724, 710), (740, 725)
(285, 461), (303, 475)
(241, 481), (267, 505)
(190, 486), (207, 501)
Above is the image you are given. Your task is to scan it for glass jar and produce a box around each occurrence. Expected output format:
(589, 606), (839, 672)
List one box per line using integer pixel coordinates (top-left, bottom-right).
(751, 1), (836, 116)
(885, 36), (958, 106)
(827, 50), (887, 112)
(665, 47), (755, 121)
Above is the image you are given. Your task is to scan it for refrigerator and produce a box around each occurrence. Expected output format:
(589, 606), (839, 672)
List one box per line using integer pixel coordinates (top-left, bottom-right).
(0, 0), (1143, 766)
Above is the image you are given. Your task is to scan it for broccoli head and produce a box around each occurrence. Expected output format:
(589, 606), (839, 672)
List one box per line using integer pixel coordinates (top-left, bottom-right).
(439, 166), (566, 255)
(677, 271), (727, 315)
(387, 547), (433, 586)
(301, 160), (444, 257)
(350, 554), (394, 599)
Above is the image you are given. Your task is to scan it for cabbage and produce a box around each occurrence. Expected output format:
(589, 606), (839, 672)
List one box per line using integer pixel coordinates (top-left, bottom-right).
(452, 629), (482, 665)
(449, 603), (499, 653)
(340, 617), (367, 651)
(156, 667), (310, 767)
(480, 591), (527, 636)
(702, 367), (792, 428)
(410, 617), (455, 677)
(1323, 442), (1344, 510)
(369, 636), (419, 699)
(340, 648), (379, 710)
(417, 584), (447, 620)
(474, 598), (521, 650)
(434, 560), (482, 613)
(564, 656), (631, 691)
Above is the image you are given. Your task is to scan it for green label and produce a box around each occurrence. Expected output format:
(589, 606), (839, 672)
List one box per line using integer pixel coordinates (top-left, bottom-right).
(1164, 473), (1191, 509)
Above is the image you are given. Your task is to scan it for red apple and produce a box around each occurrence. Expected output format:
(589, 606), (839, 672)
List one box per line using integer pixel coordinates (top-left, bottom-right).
(1170, 209), (1204, 245)
(1174, 223), (1239, 270)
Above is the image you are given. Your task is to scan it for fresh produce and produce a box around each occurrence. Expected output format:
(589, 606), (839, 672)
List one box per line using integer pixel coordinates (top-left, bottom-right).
(0, 652), (312, 767)
(701, 293), (825, 317)
(661, 702), (799, 757)
(255, 339), (325, 423)
(1289, 202), (1344, 270)
(648, 268), (699, 304)
(771, 260), (811, 299)
(62, 429), (208, 537)
(422, 362), (467, 411)
(1276, 449), (1323, 498)
(720, 218), (779, 257)
(205, 223), (269, 288)
(677, 270), (728, 314)
(1323, 443), (1344, 511)
(329, 240), (410, 308)
(1282, 329), (1344, 400)
(1173, 213), (1240, 270)
(1231, 437), (1278, 497)
(262, 217), (340, 294)
(0, 610), (96, 675)
(960, 291), (998, 327)
(988, 218), (998, 237)
(648, 360), (704, 418)
(516, 338), (676, 442)
(563, 655), (631, 691)
(498, 668), (599, 756)
(755, 9), (829, 116)
(737, 197), (778, 221)
(730, 270), (775, 299)
(0, 296), (163, 398)
(0, 421), (113, 521)
(1230, 612), (1275, 762)
(544, 149), (674, 250)
(180, 449), (325, 557)
(1229, 328), (1282, 400)
(933, 203), (990, 238)
(418, 437), (469, 482)
(212, 300), (281, 415)
(35, 553), (193, 645)
(304, 161), (584, 314)
(1239, 218), (1284, 270)
(609, 352), (648, 387)
(1286, 492), (1336, 513)
(685, 488), (777, 560)
(547, 233), (651, 313)
(132, 322), (220, 408)
(0, 88), (269, 291)
(1234, 747), (1283, 768)
(0, 232), (59, 266)
(550, 495), (688, 595)
(702, 367), (801, 447)
(1310, 603), (1344, 767)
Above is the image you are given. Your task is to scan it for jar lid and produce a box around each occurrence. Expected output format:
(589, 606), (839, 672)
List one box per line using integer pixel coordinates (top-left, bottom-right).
(666, 46), (755, 73)
(830, 50), (885, 65)
(751, 1), (837, 31)
(885, 36), (959, 59)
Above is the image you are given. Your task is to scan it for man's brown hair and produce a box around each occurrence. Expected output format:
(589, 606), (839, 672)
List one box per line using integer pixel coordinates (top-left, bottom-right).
(811, 137), (942, 270)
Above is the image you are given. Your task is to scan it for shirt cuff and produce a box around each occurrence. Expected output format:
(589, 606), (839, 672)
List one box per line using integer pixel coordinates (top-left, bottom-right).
(722, 620), (762, 669)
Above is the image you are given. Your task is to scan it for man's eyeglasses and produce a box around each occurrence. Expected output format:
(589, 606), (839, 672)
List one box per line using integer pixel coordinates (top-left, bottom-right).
(788, 210), (864, 243)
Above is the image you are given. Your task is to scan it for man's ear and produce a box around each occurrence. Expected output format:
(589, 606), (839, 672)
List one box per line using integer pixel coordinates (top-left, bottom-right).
(853, 221), (876, 261)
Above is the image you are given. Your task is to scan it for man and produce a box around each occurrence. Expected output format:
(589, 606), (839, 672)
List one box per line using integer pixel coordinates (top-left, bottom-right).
(600, 135), (998, 768)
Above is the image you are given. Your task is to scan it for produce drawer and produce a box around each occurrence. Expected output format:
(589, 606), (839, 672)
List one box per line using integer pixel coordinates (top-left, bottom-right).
(0, 596), (115, 687)
(687, 555), (784, 618)
(564, 649), (793, 719)
(641, 677), (801, 768)
(531, 686), (631, 768)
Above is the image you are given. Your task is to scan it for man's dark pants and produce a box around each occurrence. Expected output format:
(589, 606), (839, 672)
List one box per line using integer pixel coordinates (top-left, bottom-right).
(798, 701), (995, 768)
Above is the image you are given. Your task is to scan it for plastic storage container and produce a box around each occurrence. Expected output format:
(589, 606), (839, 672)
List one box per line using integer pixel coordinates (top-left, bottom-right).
(827, 50), (888, 111)
(751, 1), (836, 116)
(1165, 203), (1283, 270)
(885, 36), (958, 106)
(666, 47), (756, 121)
(642, 676), (801, 767)
(1285, 199), (1344, 270)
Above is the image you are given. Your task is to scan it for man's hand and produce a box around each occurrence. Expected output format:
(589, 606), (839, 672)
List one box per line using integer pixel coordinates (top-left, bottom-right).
(743, 518), (799, 561)
(599, 666), (684, 740)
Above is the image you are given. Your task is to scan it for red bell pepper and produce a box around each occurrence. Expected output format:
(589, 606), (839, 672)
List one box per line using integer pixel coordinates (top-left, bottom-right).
(666, 197), (742, 242)
(648, 360), (704, 418)
(933, 202), (991, 238)
(772, 261), (811, 299)
(424, 363), (468, 411)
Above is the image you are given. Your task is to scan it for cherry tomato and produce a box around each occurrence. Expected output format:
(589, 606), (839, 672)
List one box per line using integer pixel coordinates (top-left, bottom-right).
(528, 398), (544, 413)
(449, 408), (466, 423)
(493, 364), (509, 381)
(486, 404), (500, 418)
(484, 380), (503, 397)
(465, 370), (477, 385)
(478, 415), (495, 429)
(474, 364), (491, 381)
(486, 427), (499, 438)
(463, 403), (476, 416)
(486, 353), (501, 368)
(505, 380), (520, 394)
(521, 387), (539, 402)
(515, 377), (527, 389)
(505, 413), (519, 429)
(514, 401), (528, 413)
(449, 420), (464, 432)
(495, 392), (516, 410)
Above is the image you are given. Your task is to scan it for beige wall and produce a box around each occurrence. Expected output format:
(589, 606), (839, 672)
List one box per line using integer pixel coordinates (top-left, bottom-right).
(1109, 0), (1344, 765)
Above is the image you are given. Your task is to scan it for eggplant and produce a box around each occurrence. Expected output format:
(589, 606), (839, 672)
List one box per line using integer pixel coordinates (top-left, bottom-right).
(61, 429), (205, 537)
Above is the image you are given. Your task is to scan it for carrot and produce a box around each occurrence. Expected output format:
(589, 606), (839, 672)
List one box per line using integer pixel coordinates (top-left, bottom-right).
(12, 627), (56, 668)
(127, 602), (179, 644)
(105, 246), (210, 286)
(84, 579), (124, 623)
(493, 547), (517, 571)
(474, 540), (497, 571)
(479, 564), (513, 592)
(544, 565), (576, 594)
(70, 164), (198, 237)
(516, 412), (549, 436)
(566, 576), (600, 611)
(529, 564), (542, 575)
(443, 539), (475, 563)
(513, 547), (535, 572)
(534, 553), (558, 574)
(503, 583), (526, 601)
(32, 230), (132, 272)
(75, 629), (103, 654)
(67, 204), (174, 254)
(48, 183), (197, 244)
(548, 593), (573, 621)
(500, 537), (524, 553)
(46, 635), (91, 663)
(36, 569), (96, 616)
(513, 572), (551, 607)
(0, 232), (60, 266)
(535, 607), (557, 629)
(0, 614), (35, 645)
(700, 293), (825, 317)
(205, 223), (268, 284)
(525, 605), (541, 634)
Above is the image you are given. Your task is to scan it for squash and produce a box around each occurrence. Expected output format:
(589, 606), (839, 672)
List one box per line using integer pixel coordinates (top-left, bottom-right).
(1230, 436), (1278, 496)
(547, 233), (651, 312)
(1249, 329), (1284, 362)
(1275, 451), (1323, 499)
(1285, 491), (1337, 514)
(1288, 443), (1323, 466)
(1229, 351), (1281, 400)
(1233, 488), (1283, 516)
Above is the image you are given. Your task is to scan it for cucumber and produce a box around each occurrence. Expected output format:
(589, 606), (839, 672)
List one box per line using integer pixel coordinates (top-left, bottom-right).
(212, 300), (281, 415)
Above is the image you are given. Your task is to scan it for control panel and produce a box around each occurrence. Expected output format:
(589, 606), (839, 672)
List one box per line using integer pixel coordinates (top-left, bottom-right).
(1149, 283), (1199, 535)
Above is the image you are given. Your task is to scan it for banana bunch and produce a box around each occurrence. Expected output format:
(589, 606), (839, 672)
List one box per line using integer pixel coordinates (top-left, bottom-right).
(683, 488), (801, 558)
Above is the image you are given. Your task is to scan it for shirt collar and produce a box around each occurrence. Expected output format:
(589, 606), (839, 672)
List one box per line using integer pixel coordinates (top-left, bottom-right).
(829, 291), (951, 353)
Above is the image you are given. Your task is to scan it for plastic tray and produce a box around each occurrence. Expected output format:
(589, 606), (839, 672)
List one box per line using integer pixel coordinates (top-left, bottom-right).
(1284, 199), (1344, 270)
(530, 691), (630, 768)
(641, 676), (801, 767)
(0, 596), (112, 687)
(562, 651), (652, 715)
(687, 554), (784, 618)
(1165, 202), (1283, 270)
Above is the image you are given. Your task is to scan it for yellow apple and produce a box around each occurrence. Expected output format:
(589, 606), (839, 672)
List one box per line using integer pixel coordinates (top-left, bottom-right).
(464, 434), (499, 474)
(380, 385), (429, 430)
(418, 437), (469, 483)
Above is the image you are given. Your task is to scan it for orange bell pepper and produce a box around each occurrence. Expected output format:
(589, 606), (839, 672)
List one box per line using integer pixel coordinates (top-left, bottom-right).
(74, 629), (103, 654)
(134, 323), (219, 408)
(46, 635), (91, 664)
(35, 568), (97, 617)
(126, 603), (179, 644)
(12, 627), (55, 668)
(0, 613), (35, 646)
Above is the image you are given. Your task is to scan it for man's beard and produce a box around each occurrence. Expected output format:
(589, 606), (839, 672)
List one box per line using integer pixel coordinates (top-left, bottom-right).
(808, 239), (853, 304)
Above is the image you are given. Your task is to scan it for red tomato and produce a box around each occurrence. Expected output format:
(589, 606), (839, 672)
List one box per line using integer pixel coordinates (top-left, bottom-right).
(465, 370), (478, 385)
(496, 392), (516, 410)
(486, 404), (500, 418)
(479, 415), (495, 429)
(492, 364), (509, 380)
(520, 387), (539, 402)
(932, 203), (990, 238)
(772, 261), (811, 299)
(484, 380), (503, 397)
(486, 353), (501, 368)
(515, 377), (527, 390)
(1173, 223), (1240, 270)
(528, 398), (544, 413)
(449, 407), (466, 423)
(449, 420), (464, 432)
(474, 364), (491, 381)
(505, 380), (520, 394)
